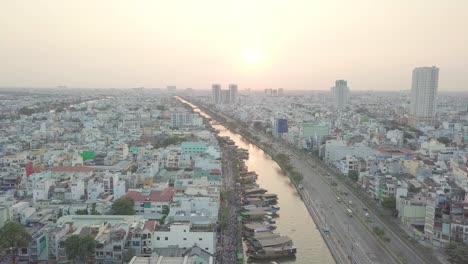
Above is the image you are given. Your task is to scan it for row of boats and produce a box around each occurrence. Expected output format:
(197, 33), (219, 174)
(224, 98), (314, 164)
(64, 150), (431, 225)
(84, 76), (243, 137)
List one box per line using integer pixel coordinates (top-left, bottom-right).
(229, 145), (297, 261)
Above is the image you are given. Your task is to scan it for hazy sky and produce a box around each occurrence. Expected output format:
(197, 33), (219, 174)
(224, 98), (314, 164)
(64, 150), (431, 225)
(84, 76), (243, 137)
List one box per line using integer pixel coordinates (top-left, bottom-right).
(1, 0), (467, 91)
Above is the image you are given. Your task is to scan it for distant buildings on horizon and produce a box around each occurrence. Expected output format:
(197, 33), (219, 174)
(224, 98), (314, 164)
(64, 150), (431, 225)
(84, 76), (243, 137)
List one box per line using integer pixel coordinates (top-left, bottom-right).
(211, 84), (238, 105)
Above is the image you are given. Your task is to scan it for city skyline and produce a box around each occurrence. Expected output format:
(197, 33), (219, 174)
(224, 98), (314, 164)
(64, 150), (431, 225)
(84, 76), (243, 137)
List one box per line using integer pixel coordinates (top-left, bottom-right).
(1, 1), (468, 91)
(1, 1), (468, 263)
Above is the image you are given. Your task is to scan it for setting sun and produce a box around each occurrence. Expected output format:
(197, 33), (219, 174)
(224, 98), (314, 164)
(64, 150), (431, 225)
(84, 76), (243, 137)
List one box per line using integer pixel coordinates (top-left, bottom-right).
(243, 48), (262, 66)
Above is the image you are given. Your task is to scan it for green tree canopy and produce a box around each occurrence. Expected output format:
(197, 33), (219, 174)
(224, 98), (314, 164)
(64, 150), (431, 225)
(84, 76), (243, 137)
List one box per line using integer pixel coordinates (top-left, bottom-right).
(156, 105), (166, 111)
(446, 242), (468, 264)
(382, 197), (397, 210)
(154, 136), (185, 149)
(348, 170), (359, 182)
(90, 203), (100, 215)
(65, 235), (96, 261)
(437, 136), (450, 145)
(123, 248), (136, 263)
(275, 153), (290, 164)
(112, 197), (135, 215)
(75, 209), (88, 215)
(0, 221), (32, 250)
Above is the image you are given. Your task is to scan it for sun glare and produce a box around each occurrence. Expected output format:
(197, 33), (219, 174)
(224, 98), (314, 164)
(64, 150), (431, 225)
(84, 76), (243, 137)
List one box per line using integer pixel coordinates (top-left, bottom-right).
(243, 48), (262, 66)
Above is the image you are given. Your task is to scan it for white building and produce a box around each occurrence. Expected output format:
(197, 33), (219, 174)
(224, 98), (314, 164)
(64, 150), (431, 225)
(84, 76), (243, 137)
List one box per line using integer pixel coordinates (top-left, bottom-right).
(337, 155), (360, 175)
(87, 179), (105, 201)
(324, 140), (378, 163)
(153, 221), (216, 254)
(114, 181), (126, 200)
(386, 129), (404, 146)
(409, 66), (439, 126)
(0, 205), (10, 228)
(71, 179), (85, 200)
(331, 80), (350, 111)
(33, 179), (53, 203)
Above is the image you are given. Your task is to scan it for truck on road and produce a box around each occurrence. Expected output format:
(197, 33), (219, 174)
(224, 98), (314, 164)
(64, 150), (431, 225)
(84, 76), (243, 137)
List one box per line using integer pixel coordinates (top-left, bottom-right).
(347, 208), (353, 217)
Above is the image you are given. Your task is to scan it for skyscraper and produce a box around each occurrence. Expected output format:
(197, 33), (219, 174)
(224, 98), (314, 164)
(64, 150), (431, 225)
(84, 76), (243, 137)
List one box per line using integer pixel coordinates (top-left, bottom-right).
(409, 66), (439, 126)
(220, 90), (230, 104)
(331, 80), (350, 110)
(229, 84), (238, 104)
(212, 84), (221, 104)
(278, 88), (284, 96)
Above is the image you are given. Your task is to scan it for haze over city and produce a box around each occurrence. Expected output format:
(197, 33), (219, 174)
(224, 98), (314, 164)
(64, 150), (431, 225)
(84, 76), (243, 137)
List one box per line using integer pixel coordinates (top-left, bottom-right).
(1, 0), (468, 91)
(1, 1), (468, 264)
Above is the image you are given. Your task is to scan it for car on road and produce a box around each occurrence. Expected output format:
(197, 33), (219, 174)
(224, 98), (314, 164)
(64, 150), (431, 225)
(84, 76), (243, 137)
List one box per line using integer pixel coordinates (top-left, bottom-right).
(348, 200), (352, 205)
(363, 207), (368, 211)
(337, 197), (341, 202)
(298, 184), (304, 190)
(365, 213), (370, 218)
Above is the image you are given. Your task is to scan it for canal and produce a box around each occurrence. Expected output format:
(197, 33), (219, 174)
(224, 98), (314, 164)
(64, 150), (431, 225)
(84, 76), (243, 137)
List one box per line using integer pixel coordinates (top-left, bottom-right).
(181, 99), (334, 264)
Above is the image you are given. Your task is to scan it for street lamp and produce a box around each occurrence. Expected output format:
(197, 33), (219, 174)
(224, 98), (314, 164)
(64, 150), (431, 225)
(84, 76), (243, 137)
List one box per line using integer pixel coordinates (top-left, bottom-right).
(9, 247), (16, 264)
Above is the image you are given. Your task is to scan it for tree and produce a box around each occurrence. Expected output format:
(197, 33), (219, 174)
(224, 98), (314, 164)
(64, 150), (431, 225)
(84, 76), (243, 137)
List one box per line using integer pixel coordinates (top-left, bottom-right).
(437, 136), (450, 145)
(382, 197), (396, 210)
(90, 203), (100, 215)
(446, 242), (468, 264)
(112, 197), (135, 215)
(403, 132), (414, 139)
(275, 154), (290, 164)
(79, 236), (96, 260)
(75, 209), (88, 215)
(0, 221), (32, 250)
(65, 235), (96, 262)
(154, 136), (185, 148)
(18, 107), (35, 116)
(253, 121), (264, 131)
(348, 170), (359, 182)
(373, 226), (385, 237)
(161, 205), (170, 215)
(64, 235), (81, 260)
(123, 248), (136, 263)
(130, 165), (138, 174)
(290, 170), (303, 183)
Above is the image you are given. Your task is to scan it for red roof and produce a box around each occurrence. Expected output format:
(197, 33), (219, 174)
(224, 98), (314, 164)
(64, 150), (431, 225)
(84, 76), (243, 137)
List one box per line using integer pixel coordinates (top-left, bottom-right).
(377, 146), (412, 156)
(210, 169), (221, 175)
(125, 187), (175, 202)
(143, 220), (158, 232)
(49, 166), (94, 173)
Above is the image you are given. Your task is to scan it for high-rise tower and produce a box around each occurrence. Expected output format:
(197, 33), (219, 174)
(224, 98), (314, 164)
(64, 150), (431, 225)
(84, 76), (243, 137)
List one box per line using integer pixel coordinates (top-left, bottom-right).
(331, 80), (350, 111)
(212, 84), (221, 104)
(409, 66), (439, 126)
(229, 84), (238, 104)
